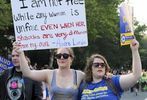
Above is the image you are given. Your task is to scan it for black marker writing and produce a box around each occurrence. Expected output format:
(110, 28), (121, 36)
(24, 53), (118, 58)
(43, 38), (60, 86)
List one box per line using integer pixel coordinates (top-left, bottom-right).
(19, 0), (28, 9)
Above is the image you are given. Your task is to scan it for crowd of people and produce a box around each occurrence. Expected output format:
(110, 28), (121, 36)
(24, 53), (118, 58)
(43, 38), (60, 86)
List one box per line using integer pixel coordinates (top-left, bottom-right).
(0, 39), (143, 100)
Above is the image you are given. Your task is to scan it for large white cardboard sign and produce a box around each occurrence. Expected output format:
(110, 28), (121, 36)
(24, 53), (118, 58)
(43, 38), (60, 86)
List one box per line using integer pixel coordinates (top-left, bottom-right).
(11, 0), (88, 50)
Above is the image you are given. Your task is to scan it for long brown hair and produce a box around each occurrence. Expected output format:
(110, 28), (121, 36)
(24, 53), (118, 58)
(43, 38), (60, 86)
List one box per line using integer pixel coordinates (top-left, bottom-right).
(84, 54), (110, 82)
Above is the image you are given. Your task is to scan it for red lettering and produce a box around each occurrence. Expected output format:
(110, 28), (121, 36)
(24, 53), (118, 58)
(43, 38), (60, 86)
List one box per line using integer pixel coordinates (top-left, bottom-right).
(60, 22), (74, 29)
(42, 34), (53, 38)
(40, 24), (58, 31)
(75, 21), (85, 27)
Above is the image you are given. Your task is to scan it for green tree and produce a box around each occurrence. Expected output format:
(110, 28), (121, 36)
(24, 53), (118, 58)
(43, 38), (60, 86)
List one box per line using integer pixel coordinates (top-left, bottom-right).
(0, 0), (13, 33)
(74, 0), (125, 70)
(0, 0), (13, 58)
(73, 0), (147, 71)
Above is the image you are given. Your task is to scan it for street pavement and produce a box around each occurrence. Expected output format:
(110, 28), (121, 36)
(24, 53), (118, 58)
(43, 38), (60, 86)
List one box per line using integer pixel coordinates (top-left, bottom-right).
(121, 90), (147, 100)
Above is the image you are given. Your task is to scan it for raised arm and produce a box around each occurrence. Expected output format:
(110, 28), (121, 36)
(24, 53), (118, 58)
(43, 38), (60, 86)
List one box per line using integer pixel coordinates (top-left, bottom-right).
(13, 42), (51, 83)
(120, 39), (142, 90)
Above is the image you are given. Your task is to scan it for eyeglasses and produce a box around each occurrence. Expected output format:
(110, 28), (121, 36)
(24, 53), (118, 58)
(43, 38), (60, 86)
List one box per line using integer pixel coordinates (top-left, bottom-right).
(92, 63), (106, 68)
(55, 53), (71, 59)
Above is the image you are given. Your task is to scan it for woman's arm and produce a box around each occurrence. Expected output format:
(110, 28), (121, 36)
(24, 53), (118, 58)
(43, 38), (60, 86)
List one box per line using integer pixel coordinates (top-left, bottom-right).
(119, 39), (142, 90)
(13, 42), (51, 83)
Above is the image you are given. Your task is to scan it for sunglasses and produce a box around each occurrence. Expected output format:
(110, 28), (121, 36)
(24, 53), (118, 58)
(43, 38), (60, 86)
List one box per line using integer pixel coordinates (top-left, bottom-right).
(92, 63), (106, 68)
(55, 53), (71, 59)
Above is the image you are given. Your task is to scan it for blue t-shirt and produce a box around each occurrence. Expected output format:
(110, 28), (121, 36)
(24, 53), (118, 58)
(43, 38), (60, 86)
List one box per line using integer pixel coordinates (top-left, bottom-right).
(79, 76), (123, 100)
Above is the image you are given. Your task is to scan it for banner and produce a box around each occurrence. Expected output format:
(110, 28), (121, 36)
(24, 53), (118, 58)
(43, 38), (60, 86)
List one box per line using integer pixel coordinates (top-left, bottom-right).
(10, 0), (88, 50)
(120, 3), (134, 46)
(0, 55), (13, 73)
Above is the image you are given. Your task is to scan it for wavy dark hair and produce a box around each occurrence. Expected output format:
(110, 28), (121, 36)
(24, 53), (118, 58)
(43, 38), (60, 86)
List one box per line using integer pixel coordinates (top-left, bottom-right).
(84, 54), (110, 82)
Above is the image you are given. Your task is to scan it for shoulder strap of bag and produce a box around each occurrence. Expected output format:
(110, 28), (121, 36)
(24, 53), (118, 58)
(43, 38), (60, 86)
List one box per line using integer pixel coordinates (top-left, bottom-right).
(105, 78), (120, 100)
(78, 80), (88, 100)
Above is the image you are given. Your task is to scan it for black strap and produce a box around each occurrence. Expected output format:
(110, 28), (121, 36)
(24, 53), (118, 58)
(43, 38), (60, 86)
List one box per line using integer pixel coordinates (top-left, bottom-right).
(81, 81), (88, 92)
(78, 80), (88, 100)
(105, 78), (120, 100)
(74, 70), (77, 85)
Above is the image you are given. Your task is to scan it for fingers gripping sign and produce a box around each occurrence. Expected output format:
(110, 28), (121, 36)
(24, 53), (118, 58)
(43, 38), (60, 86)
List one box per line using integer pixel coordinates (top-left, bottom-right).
(13, 41), (23, 54)
(130, 39), (139, 51)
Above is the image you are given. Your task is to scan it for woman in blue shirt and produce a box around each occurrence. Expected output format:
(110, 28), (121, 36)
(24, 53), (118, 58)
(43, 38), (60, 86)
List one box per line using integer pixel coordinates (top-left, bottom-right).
(79, 39), (142, 100)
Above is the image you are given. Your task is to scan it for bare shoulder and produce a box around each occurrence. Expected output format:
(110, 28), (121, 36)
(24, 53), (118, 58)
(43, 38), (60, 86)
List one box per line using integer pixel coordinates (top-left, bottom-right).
(75, 70), (85, 86)
(76, 70), (85, 77)
(39, 69), (53, 75)
(38, 69), (54, 84)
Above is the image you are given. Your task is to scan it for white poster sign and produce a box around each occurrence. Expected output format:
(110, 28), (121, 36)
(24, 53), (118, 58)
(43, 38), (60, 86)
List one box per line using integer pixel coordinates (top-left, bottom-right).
(11, 0), (88, 50)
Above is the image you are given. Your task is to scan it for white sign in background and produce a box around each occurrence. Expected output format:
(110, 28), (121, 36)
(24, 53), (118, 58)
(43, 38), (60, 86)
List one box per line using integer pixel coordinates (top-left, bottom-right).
(11, 0), (88, 50)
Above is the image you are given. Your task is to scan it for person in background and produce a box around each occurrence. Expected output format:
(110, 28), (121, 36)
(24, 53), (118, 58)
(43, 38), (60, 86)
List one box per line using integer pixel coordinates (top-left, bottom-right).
(79, 39), (142, 100)
(0, 49), (43, 100)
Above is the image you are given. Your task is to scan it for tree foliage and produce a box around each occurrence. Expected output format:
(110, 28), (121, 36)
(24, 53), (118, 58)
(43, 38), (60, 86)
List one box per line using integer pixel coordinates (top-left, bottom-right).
(73, 0), (146, 71)
(0, 0), (13, 33)
(0, 0), (146, 70)
(0, 0), (14, 58)
(74, 0), (125, 70)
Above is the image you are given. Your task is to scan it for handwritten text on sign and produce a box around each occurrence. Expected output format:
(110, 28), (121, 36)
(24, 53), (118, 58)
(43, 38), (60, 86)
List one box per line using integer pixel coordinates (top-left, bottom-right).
(11, 0), (88, 50)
